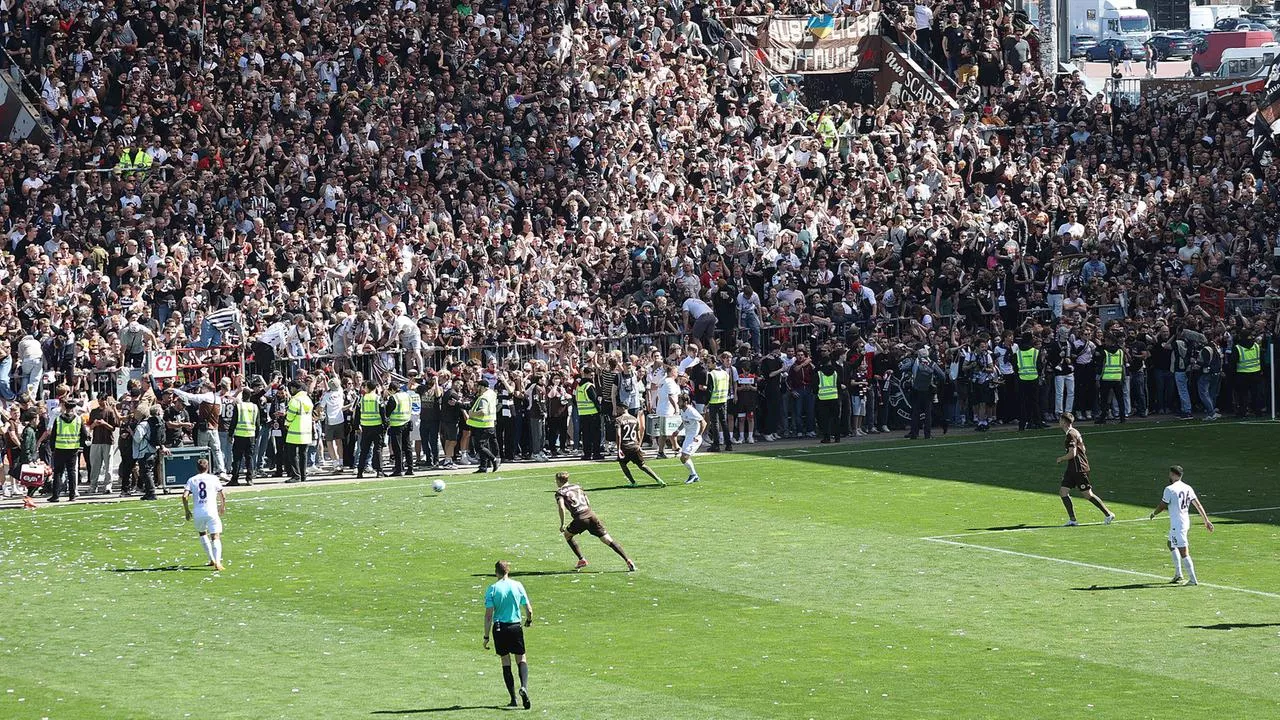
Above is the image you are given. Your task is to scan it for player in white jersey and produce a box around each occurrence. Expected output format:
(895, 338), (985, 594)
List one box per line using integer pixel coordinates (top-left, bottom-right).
(182, 458), (228, 571)
(677, 394), (706, 484)
(1148, 465), (1213, 585)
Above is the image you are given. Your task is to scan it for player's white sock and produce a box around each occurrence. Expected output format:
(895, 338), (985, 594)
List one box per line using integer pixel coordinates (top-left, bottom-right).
(682, 458), (696, 475)
(1181, 556), (1197, 584)
(200, 536), (215, 563)
(1171, 550), (1182, 577)
(213, 539), (223, 564)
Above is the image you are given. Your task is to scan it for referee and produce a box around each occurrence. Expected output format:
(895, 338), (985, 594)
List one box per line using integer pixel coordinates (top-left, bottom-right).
(483, 560), (533, 709)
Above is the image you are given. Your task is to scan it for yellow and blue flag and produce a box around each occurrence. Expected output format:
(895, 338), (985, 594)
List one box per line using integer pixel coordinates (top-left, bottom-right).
(806, 14), (835, 40)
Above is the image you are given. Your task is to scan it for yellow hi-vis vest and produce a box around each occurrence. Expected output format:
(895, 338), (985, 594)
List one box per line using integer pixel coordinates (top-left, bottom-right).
(1236, 345), (1261, 374)
(1016, 348), (1040, 381)
(466, 389), (497, 429)
(234, 402), (259, 438)
(360, 391), (382, 427)
(709, 369), (730, 405)
(55, 416), (82, 450)
(1101, 350), (1125, 382)
(575, 382), (597, 416)
(817, 371), (839, 401)
(285, 392), (314, 445)
(389, 391), (413, 427)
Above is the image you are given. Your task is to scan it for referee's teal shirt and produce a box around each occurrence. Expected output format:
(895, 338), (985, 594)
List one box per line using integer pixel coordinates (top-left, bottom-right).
(485, 578), (529, 623)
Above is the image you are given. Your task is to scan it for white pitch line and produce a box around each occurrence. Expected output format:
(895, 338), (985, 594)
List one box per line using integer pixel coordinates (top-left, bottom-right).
(925, 506), (1280, 540)
(3, 419), (1272, 521)
(924, 537), (1280, 600)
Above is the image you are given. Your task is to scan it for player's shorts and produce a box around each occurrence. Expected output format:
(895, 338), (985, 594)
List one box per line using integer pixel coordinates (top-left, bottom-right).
(1168, 527), (1189, 549)
(618, 446), (646, 466)
(1061, 472), (1091, 492)
(193, 513), (222, 535)
(491, 621), (525, 656)
(681, 434), (703, 456)
(566, 512), (608, 538)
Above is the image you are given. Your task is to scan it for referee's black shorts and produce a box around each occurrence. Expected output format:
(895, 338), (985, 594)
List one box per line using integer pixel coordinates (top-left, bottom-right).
(492, 621), (525, 656)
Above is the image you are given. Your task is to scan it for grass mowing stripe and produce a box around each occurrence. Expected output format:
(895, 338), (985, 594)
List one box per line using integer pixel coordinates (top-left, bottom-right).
(7, 419), (1266, 522)
(924, 505), (1280, 539)
(924, 537), (1280, 599)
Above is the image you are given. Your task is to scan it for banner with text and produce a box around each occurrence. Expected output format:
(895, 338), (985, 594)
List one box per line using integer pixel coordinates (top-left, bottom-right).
(731, 10), (880, 74)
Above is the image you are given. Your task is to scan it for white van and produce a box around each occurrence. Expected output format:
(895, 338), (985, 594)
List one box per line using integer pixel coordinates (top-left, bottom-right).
(1214, 43), (1280, 78)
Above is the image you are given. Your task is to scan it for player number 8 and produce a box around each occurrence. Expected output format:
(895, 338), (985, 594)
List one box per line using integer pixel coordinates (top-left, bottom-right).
(198, 481), (207, 500)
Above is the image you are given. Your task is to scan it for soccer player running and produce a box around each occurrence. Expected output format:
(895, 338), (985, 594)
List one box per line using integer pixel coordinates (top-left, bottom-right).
(1054, 413), (1116, 526)
(555, 471), (636, 572)
(677, 393), (706, 484)
(1147, 465), (1214, 585)
(613, 407), (665, 487)
(182, 458), (227, 571)
(483, 560), (533, 709)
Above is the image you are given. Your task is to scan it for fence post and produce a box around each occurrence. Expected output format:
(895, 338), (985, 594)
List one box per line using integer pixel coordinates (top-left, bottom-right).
(1271, 342), (1276, 421)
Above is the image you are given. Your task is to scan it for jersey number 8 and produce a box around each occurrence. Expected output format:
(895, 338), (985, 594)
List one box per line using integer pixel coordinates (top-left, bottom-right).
(198, 481), (207, 500)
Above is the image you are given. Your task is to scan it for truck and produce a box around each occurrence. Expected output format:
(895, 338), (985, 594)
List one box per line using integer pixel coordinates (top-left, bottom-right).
(1135, 0), (1189, 31)
(1189, 4), (1242, 31)
(1068, 0), (1153, 44)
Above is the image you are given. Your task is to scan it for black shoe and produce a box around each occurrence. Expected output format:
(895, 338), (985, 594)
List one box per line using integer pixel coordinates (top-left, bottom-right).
(474, 468), (488, 474)
(47, 497), (59, 503)
(507, 700), (518, 708)
(725, 445), (733, 451)
(520, 688), (531, 710)
(140, 494), (158, 501)
(708, 446), (721, 452)
(227, 481), (241, 487)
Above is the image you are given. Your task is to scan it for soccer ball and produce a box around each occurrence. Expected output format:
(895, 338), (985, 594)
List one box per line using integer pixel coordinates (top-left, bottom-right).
(432, 479), (446, 493)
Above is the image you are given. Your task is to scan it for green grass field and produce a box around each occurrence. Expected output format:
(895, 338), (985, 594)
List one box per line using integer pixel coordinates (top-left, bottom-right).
(2, 421), (1279, 719)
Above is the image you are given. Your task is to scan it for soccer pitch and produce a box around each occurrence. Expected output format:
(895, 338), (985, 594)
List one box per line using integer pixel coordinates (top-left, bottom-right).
(2, 422), (1278, 719)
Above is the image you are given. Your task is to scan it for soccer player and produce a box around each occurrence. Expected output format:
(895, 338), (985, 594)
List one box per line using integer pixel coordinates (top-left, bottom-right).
(614, 407), (664, 487)
(677, 393), (706, 484)
(1054, 413), (1116, 526)
(554, 471), (636, 572)
(483, 560), (533, 710)
(1148, 465), (1214, 585)
(182, 458), (227, 571)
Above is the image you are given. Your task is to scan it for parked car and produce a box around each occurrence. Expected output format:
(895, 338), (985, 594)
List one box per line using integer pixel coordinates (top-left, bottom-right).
(1214, 17), (1273, 31)
(1085, 38), (1150, 62)
(1147, 32), (1195, 60)
(1070, 34), (1099, 58)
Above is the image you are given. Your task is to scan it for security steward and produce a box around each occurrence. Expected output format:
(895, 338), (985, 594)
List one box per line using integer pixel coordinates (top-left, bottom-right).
(466, 380), (500, 473)
(706, 357), (733, 451)
(229, 390), (263, 486)
(815, 353), (841, 443)
(48, 399), (88, 502)
(283, 380), (314, 483)
(388, 383), (415, 476)
(356, 380), (386, 478)
(1096, 339), (1126, 424)
(1232, 334), (1263, 416)
(575, 371), (603, 461)
(1015, 336), (1047, 431)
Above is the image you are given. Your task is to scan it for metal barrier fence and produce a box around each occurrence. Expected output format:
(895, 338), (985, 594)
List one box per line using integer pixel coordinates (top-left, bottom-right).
(1225, 297), (1280, 316)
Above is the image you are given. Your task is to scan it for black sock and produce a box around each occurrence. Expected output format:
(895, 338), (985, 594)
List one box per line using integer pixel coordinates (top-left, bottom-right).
(1061, 496), (1076, 520)
(566, 536), (584, 561)
(606, 539), (629, 561)
(503, 665), (516, 701)
(518, 661), (528, 690)
(1087, 495), (1107, 513)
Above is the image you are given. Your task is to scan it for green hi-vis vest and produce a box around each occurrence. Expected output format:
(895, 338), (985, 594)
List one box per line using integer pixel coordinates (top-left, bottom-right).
(1016, 348), (1040, 381)
(1101, 350), (1124, 382)
(709, 369), (730, 405)
(817, 371), (838, 401)
(234, 402), (259, 437)
(575, 383), (597, 416)
(389, 391), (413, 427)
(467, 389), (497, 429)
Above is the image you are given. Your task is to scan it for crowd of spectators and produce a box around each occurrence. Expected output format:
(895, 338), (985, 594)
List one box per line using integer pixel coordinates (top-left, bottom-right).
(0, 0), (1277, 500)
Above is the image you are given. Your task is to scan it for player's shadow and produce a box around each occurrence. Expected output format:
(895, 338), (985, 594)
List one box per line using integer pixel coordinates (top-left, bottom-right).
(967, 524), (1057, 531)
(1187, 622), (1280, 630)
(1071, 582), (1176, 591)
(587, 484), (668, 492)
(371, 706), (506, 714)
(469, 570), (629, 578)
(111, 565), (208, 573)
